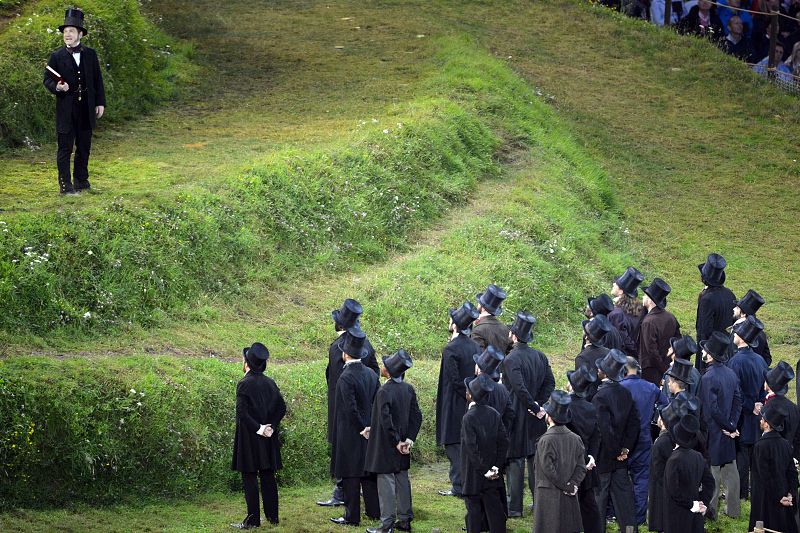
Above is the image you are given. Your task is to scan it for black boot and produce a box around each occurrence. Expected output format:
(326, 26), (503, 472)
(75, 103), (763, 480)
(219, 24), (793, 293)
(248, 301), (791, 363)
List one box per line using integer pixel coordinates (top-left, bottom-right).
(58, 174), (75, 195)
(230, 514), (260, 529)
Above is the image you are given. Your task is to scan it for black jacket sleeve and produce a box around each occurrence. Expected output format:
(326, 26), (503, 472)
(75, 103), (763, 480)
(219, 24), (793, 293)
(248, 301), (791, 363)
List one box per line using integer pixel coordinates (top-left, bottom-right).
(407, 389), (423, 442)
(91, 49), (106, 106)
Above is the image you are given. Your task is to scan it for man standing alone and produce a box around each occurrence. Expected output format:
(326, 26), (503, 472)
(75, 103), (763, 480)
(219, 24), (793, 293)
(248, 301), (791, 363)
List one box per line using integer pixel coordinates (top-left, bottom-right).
(44, 8), (105, 195)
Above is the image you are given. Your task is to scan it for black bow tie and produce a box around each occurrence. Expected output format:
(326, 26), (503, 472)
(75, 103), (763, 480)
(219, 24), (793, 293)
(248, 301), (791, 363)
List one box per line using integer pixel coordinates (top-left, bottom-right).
(67, 44), (82, 54)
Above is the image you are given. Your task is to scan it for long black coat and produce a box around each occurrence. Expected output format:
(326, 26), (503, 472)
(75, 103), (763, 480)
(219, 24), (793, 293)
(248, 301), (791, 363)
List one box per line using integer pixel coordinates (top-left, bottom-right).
(664, 446), (714, 533)
(471, 315), (511, 353)
(574, 344), (609, 401)
(460, 403), (509, 496)
(332, 362), (379, 478)
(695, 286), (735, 370)
(365, 379), (423, 474)
(567, 394), (601, 491)
(608, 306), (640, 358)
(436, 333), (481, 446)
(639, 307), (680, 378)
(749, 431), (799, 533)
(765, 394), (800, 460)
(231, 371), (287, 472)
(501, 342), (555, 458)
(753, 329), (771, 366)
(485, 380), (515, 434)
(44, 46), (106, 133)
(647, 430), (674, 532)
(592, 380), (640, 473)
(326, 335), (379, 443)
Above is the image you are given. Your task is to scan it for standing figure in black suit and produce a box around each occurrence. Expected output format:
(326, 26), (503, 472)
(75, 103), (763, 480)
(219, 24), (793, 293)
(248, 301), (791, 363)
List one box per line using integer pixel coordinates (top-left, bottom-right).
(231, 343), (287, 530)
(44, 9), (106, 195)
(695, 253), (736, 372)
(319, 299), (380, 508)
(732, 289), (771, 365)
(763, 361), (800, 459)
(461, 374), (510, 533)
(436, 301), (481, 497)
(475, 345), (515, 433)
(365, 349), (423, 533)
(330, 328), (381, 527)
(575, 315), (612, 401)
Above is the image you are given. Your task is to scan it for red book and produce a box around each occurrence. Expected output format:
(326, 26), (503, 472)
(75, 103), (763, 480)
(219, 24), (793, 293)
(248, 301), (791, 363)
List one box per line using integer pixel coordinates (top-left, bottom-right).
(46, 65), (64, 84)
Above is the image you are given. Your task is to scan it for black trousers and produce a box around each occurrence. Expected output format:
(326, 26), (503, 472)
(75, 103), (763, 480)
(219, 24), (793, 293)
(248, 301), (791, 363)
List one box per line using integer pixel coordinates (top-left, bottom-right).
(342, 474), (380, 525)
(464, 486), (506, 533)
(56, 101), (93, 192)
(579, 484), (603, 533)
(736, 441), (753, 499)
(242, 469), (278, 525)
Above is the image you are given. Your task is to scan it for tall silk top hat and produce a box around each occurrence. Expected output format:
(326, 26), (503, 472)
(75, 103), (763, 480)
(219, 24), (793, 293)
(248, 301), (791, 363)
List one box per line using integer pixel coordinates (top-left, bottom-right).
(509, 311), (536, 343)
(765, 361), (795, 394)
(698, 252), (727, 287)
(736, 289), (765, 317)
(671, 414), (700, 448)
(762, 404), (787, 432)
(450, 301), (480, 334)
(583, 314), (612, 344)
(543, 390), (572, 424)
(242, 342), (270, 369)
(567, 365), (597, 398)
(733, 315), (764, 348)
(383, 349), (413, 381)
(465, 373), (495, 403)
(643, 277), (671, 309)
(338, 326), (369, 358)
(670, 334), (698, 361)
(700, 330), (732, 363)
(595, 348), (627, 382)
(588, 294), (614, 317)
(332, 298), (363, 329)
(615, 266), (645, 298)
(667, 359), (696, 386)
(59, 8), (88, 35)
(476, 284), (506, 316)
(660, 392), (698, 431)
(473, 345), (504, 380)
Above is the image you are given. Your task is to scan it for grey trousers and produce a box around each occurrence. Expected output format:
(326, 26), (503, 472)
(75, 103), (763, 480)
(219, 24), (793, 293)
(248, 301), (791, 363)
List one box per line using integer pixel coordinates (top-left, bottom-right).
(710, 461), (740, 518)
(506, 455), (535, 515)
(445, 443), (462, 494)
(377, 471), (413, 528)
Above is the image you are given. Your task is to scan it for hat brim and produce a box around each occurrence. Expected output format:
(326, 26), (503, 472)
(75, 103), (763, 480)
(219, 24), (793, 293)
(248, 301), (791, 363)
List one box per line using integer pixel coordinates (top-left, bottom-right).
(332, 309), (360, 329)
(698, 339), (730, 362)
(698, 263), (726, 287)
(567, 370), (591, 398)
(59, 24), (88, 35)
(472, 353), (500, 379)
(666, 370), (695, 386)
(543, 401), (572, 424)
(510, 328), (532, 343)
(476, 293), (502, 316)
(450, 308), (473, 334)
(337, 337), (369, 359)
(595, 358), (623, 382)
(643, 287), (667, 309)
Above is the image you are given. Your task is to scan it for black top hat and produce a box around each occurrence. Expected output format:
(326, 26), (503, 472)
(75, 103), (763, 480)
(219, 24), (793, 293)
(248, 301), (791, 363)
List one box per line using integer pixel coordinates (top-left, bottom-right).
(765, 361), (795, 394)
(543, 390), (572, 425)
(666, 359), (695, 386)
(671, 414), (700, 448)
(736, 289), (765, 317)
(596, 349), (627, 382)
(698, 253), (727, 287)
(510, 311), (536, 343)
(59, 8), (88, 35)
(338, 326), (370, 359)
(243, 342), (270, 371)
(476, 284), (507, 316)
(699, 330), (732, 363)
(733, 315), (763, 348)
(465, 373), (495, 403)
(473, 345), (504, 380)
(450, 301), (480, 334)
(669, 335), (698, 361)
(643, 278), (671, 309)
(383, 349), (413, 380)
(659, 392), (696, 431)
(588, 294), (615, 317)
(615, 267), (645, 298)
(567, 365), (598, 398)
(583, 314), (613, 344)
(762, 404), (787, 432)
(332, 298), (363, 329)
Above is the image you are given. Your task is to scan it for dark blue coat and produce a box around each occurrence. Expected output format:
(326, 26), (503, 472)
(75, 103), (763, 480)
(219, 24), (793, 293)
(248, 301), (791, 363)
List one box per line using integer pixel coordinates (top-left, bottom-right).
(699, 362), (742, 465)
(728, 347), (768, 445)
(621, 374), (668, 454)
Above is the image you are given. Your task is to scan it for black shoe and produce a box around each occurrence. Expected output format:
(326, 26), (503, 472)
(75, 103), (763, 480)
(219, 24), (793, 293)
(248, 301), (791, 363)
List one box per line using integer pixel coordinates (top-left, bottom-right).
(74, 180), (91, 192)
(508, 511), (523, 518)
(330, 517), (359, 526)
(318, 498), (345, 506)
(393, 520), (411, 532)
(437, 489), (460, 496)
(230, 515), (260, 529)
(366, 527), (393, 533)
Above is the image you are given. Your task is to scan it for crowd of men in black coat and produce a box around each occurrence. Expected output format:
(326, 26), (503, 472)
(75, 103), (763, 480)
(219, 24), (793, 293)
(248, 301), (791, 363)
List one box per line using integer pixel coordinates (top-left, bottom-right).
(229, 253), (799, 532)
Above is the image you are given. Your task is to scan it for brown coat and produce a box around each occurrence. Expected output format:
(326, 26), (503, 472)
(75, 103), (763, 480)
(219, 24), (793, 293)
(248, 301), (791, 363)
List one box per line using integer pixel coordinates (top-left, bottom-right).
(471, 315), (511, 354)
(638, 307), (680, 377)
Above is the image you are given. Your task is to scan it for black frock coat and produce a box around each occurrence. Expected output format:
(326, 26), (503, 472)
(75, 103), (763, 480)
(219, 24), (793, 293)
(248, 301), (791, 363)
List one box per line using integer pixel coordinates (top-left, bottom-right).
(365, 379), (423, 474)
(231, 371), (287, 472)
(470, 315), (511, 353)
(459, 403), (509, 497)
(501, 342), (555, 458)
(574, 344), (609, 401)
(332, 362), (379, 478)
(44, 46), (106, 133)
(663, 446), (714, 533)
(326, 335), (379, 443)
(765, 394), (800, 460)
(435, 333), (481, 446)
(695, 285), (735, 369)
(608, 306), (640, 358)
(567, 394), (601, 490)
(485, 380), (516, 435)
(591, 380), (640, 473)
(749, 431), (800, 533)
(647, 430), (674, 532)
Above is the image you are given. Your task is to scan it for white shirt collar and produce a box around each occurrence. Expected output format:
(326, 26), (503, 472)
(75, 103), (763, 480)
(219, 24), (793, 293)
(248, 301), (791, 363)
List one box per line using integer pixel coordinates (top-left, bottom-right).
(344, 359), (362, 367)
(468, 401), (477, 409)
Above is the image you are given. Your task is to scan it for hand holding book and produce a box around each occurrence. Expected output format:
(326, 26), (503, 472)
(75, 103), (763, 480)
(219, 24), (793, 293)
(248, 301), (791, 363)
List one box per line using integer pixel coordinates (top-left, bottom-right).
(46, 65), (69, 92)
